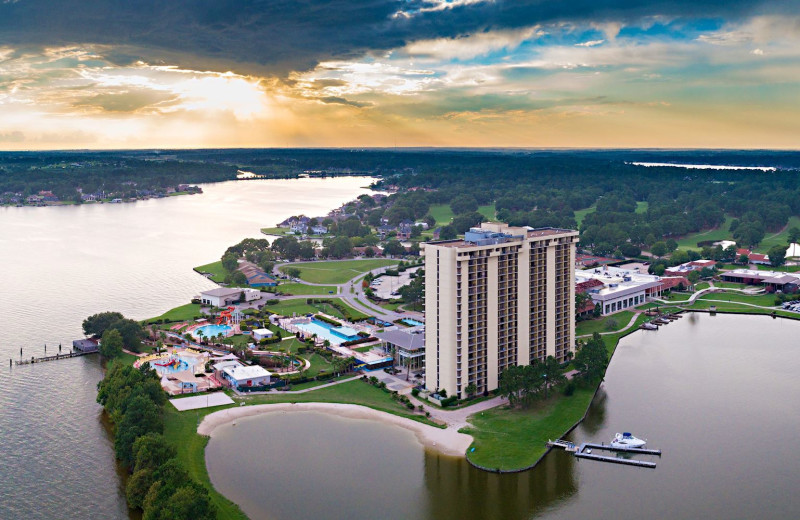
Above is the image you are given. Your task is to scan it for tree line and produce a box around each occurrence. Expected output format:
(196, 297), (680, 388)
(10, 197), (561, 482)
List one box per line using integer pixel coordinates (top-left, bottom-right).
(97, 362), (216, 519)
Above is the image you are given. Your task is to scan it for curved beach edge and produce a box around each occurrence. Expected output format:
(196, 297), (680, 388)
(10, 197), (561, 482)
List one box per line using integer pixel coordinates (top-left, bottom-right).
(198, 402), (474, 457)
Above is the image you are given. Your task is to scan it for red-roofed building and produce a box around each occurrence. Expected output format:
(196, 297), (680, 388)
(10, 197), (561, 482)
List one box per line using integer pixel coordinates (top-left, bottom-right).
(575, 278), (604, 317)
(657, 277), (690, 292)
(737, 248), (751, 257)
(748, 253), (770, 265)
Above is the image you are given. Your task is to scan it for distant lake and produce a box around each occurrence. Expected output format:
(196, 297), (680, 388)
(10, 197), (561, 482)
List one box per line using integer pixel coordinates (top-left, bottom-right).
(207, 313), (800, 520)
(0, 176), (375, 520)
(629, 161), (778, 171)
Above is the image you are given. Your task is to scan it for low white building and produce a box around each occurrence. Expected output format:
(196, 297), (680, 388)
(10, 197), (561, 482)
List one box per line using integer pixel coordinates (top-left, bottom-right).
(252, 328), (274, 341)
(213, 360), (271, 388)
(576, 266), (664, 315)
(199, 287), (259, 307)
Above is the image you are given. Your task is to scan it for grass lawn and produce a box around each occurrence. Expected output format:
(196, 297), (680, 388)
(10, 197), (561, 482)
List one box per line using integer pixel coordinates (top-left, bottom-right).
(674, 215), (735, 251)
(194, 260), (229, 283)
(464, 387), (596, 470)
(695, 282), (711, 290)
(576, 311), (635, 336)
(697, 292), (777, 306)
(260, 226), (290, 235)
(275, 282), (338, 295)
(635, 201), (649, 214)
(221, 334), (252, 349)
(281, 259), (397, 284)
(147, 303), (203, 323)
(573, 205), (596, 228)
(163, 404), (248, 520)
(429, 204), (455, 225)
(264, 297), (370, 320)
(477, 203), (496, 221)
(754, 216), (800, 254)
(755, 264), (800, 273)
(378, 300), (404, 311)
(663, 292), (692, 302)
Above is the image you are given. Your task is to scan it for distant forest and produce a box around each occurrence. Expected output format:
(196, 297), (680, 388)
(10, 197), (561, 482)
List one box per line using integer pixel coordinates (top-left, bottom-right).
(2, 148), (799, 254)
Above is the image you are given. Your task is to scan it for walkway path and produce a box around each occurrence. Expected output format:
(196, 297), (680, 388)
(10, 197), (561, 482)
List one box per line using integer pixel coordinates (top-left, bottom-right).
(576, 310), (643, 339)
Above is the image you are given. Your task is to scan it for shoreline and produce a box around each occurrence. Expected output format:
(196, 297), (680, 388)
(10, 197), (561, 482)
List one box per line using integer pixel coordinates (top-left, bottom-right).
(198, 402), (473, 457)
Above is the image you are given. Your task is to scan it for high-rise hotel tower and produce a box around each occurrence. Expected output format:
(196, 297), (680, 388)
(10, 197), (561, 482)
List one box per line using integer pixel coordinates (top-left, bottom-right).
(423, 222), (579, 398)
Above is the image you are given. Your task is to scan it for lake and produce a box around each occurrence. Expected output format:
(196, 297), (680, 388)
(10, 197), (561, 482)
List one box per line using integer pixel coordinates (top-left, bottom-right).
(206, 313), (800, 520)
(0, 176), (375, 520)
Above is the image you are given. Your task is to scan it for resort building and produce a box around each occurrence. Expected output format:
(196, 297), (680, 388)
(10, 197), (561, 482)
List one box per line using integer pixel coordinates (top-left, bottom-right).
(720, 268), (800, 292)
(423, 222), (579, 398)
(251, 328), (274, 341)
(213, 360), (271, 388)
(575, 265), (688, 315)
(375, 326), (426, 371)
(199, 287), (260, 307)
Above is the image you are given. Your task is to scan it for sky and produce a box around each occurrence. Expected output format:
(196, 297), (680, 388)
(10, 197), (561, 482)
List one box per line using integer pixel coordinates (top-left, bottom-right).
(0, 0), (798, 150)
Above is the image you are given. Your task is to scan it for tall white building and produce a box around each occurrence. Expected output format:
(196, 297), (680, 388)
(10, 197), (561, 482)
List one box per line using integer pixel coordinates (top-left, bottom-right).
(423, 222), (578, 397)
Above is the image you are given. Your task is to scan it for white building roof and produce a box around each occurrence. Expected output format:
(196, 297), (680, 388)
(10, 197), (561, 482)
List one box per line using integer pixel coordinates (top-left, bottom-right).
(200, 287), (242, 298)
(223, 364), (271, 381)
(252, 328), (273, 335)
(576, 266), (662, 301)
(787, 243), (800, 258)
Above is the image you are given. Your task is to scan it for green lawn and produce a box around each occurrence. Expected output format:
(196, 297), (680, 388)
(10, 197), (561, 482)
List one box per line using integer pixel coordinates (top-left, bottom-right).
(755, 216), (800, 253)
(756, 264), (800, 272)
(697, 292), (776, 306)
(193, 261), (229, 283)
(576, 311), (635, 336)
(264, 297), (370, 320)
(695, 282), (711, 290)
(147, 303), (203, 323)
(477, 203), (496, 221)
(674, 215), (735, 251)
(260, 226), (290, 235)
(275, 282), (338, 295)
(464, 387), (596, 470)
(163, 404), (249, 520)
(635, 201), (649, 214)
(281, 259), (398, 284)
(663, 292), (692, 302)
(573, 205), (596, 228)
(712, 281), (748, 289)
(429, 204), (455, 225)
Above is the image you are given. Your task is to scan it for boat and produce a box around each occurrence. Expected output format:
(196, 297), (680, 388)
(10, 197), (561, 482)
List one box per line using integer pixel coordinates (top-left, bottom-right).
(610, 432), (647, 449)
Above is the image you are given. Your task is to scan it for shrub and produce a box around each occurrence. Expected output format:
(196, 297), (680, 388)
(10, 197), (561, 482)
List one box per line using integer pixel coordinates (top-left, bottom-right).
(406, 402), (415, 410)
(411, 388), (420, 397)
(562, 381), (576, 396)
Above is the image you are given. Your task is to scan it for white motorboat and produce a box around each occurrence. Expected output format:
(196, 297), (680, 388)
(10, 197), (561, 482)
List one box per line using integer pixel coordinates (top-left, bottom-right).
(610, 432), (647, 449)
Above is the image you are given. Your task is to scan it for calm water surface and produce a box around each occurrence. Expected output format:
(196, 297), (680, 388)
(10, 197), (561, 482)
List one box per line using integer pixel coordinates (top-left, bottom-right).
(0, 177), (375, 520)
(207, 313), (800, 520)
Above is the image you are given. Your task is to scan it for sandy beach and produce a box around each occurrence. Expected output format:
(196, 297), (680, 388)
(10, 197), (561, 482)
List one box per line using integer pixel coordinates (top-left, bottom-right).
(198, 402), (474, 457)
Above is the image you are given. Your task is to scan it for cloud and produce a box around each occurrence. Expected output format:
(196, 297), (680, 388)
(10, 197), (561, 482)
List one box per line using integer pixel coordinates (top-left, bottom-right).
(575, 40), (605, 47)
(0, 1), (796, 76)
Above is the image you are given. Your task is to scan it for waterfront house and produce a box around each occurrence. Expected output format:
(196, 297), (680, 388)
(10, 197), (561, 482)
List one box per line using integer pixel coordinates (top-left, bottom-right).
(374, 328), (425, 371)
(213, 360), (271, 388)
(199, 287), (246, 307)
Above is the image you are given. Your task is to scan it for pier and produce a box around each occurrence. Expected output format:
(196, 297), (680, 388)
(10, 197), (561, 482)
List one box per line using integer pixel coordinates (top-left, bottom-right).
(12, 350), (96, 366)
(547, 439), (661, 469)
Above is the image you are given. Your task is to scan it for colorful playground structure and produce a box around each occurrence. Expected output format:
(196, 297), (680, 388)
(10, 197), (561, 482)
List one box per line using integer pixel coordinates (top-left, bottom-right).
(217, 306), (242, 325)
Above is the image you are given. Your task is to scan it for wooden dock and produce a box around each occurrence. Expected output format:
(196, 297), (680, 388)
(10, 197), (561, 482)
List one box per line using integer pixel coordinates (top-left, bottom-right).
(13, 350), (96, 365)
(547, 439), (661, 469)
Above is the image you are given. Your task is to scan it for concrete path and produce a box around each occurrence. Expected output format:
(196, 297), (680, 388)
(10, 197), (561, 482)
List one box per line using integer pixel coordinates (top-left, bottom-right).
(576, 311), (643, 339)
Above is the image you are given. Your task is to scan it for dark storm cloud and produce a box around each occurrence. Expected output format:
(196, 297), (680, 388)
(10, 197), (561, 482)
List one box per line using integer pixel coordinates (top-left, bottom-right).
(0, 1), (794, 75)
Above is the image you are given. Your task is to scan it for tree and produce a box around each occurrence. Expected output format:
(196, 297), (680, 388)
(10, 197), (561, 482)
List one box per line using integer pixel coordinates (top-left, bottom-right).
(738, 253), (750, 264)
(100, 329), (124, 358)
(438, 225), (457, 240)
(464, 383), (477, 398)
(285, 267), (301, 279)
(109, 318), (147, 352)
(383, 240), (406, 257)
(575, 292), (591, 318)
(788, 227), (800, 244)
(574, 333), (609, 382)
(650, 241), (667, 257)
(768, 245), (786, 267)
(542, 356), (566, 399)
(83, 311), (124, 336)
(114, 394), (164, 467)
(221, 252), (239, 272)
(687, 270), (701, 285)
(450, 194), (478, 215)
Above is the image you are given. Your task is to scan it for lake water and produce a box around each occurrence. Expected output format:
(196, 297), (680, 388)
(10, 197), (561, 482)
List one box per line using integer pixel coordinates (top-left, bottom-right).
(0, 176), (375, 520)
(206, 313), (800, 520)
(3, 176), (798, 520)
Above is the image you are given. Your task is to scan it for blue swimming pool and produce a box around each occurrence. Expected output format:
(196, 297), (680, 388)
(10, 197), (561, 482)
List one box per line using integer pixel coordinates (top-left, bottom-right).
(294, 319), (360, 345)
(191, 324), (233, 340)
(401, 318), (424, 327)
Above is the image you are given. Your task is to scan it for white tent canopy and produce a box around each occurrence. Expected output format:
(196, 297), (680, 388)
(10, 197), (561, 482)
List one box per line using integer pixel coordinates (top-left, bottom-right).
(786, 242), (800, 258)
